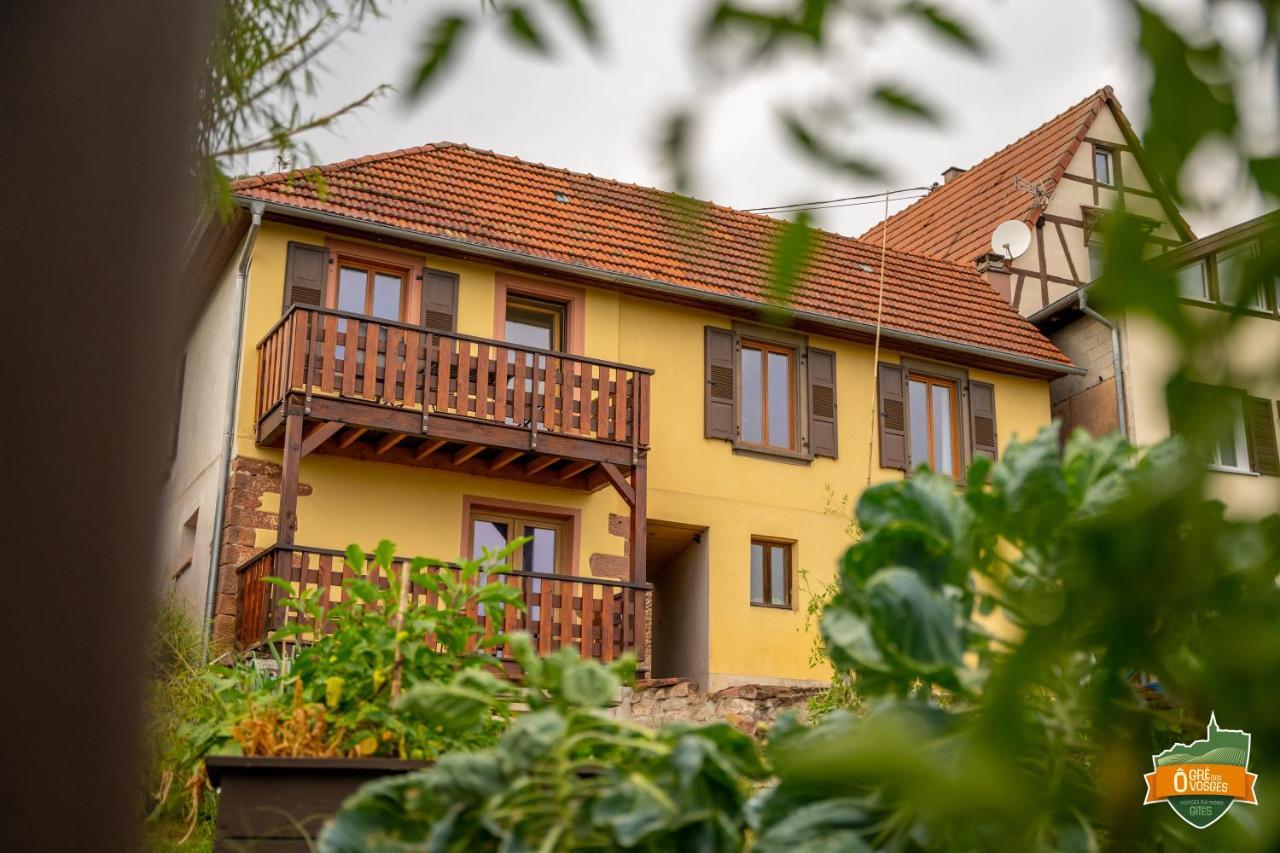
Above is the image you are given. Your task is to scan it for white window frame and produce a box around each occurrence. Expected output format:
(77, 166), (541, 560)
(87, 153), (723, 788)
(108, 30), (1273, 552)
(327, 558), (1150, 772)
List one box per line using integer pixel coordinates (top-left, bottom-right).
(1206, 395), (1252, 475)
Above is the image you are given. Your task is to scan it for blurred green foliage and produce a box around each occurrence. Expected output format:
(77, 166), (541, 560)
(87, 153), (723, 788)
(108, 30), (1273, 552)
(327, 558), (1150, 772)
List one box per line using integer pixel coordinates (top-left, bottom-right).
(322, 640), (767, 851)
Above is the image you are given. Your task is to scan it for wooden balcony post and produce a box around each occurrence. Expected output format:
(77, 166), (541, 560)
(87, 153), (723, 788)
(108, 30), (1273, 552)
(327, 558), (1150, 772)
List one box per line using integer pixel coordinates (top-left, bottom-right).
(629, 460), (647, 585)
(278, 411), (303, 545)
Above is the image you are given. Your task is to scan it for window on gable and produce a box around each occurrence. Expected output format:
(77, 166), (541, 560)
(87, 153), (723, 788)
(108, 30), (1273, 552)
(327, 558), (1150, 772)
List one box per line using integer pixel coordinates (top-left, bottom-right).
(750, 538), (792, 608)
(1094, 147), (1114, 186)
(907, 373), (960, 478)
(740, 340), (795, 450)
(1216, 242), (1263, 309)
(1176, 260), (1209, 300)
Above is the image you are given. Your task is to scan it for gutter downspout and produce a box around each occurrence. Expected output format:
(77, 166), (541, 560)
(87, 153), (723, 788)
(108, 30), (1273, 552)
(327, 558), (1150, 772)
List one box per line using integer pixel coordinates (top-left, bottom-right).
(201, 200), (264, 658)
(1078, 290), (1128, 441)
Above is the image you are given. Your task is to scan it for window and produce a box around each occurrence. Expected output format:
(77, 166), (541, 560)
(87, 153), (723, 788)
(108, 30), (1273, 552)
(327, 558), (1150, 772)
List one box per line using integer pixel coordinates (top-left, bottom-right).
(907, 373), (960, 477)
(1207, 395), (1251, 473)
(1087, 240), (1105, 282)
(1094, 147), (1114, 186)
(469, 511), (565, 574)
(468, 504), (571, 622)
(704, 326), (838, 460)
(1216, 243), (1263, 309)
(750, 538), (791, 608)
(335, 263), (405, 321)
(1176, 260), (1209, 300)
(504, 295), (566, 351)
(740, 341), (794, 450)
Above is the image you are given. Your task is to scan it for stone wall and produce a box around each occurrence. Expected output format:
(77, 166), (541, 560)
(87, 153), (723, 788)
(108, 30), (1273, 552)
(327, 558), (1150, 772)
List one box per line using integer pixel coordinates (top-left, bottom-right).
(618, 677), (824, 732)
(210, 455), (310, 646)
(1048, 315), (1122, 439)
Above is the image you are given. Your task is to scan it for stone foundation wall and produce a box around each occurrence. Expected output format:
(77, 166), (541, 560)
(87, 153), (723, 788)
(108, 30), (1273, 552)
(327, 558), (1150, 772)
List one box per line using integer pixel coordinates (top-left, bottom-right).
(210, 455), (310, 646)
(619, 677), (824, 732)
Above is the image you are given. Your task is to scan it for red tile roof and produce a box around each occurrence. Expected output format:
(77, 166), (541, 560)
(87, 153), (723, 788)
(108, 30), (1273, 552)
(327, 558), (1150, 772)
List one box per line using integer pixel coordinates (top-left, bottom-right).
(860, 87), (1114, 263)
(233, 143), (1072, 370)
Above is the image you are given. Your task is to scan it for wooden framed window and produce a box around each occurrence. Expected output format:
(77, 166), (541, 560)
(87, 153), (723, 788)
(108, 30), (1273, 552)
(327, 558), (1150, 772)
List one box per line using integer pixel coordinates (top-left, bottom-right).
(504, 294), (567, 351)
(906, 373), (960, 478)
(740, 340), (795, 450)
(469, 511), (566, 574)
(1093, 146), (1114, 186)
(750, 538), (792, 608)
(334, 262), (407, 322)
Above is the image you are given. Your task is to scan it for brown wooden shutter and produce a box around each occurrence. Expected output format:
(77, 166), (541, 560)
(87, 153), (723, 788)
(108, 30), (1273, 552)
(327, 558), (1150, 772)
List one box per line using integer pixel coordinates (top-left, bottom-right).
(705, 326), (736, 440)
(1245, 396), (1280, 475)
(808, 347), (838, 458)
(422, 268), (459, 331)
(282, 242), (327, 310)
(969, 380), (998, 461)
(877, 362), (907, 470)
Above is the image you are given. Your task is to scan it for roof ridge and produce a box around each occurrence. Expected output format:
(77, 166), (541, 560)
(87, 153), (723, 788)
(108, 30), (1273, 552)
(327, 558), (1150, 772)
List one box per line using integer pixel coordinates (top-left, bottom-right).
(860, 86), (1113, 241)
(440, 145), (1003, 281)
(230, 141), (459, 189)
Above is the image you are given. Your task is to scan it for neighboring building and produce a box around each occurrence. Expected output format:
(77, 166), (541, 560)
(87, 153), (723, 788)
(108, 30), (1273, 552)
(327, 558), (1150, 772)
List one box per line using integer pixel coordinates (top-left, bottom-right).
(167, 142), (1075, 689)
(865, 86), (1280, 515)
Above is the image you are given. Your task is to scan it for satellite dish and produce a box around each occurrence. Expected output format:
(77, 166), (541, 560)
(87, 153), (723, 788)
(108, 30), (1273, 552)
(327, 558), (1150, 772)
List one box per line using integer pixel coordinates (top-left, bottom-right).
(991, 220), (1032, 260)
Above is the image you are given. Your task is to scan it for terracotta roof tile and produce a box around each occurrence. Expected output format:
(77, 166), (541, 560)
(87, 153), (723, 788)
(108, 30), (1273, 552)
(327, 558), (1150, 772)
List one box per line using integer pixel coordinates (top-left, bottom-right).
(233, 143), (1071, 369)
(860, 88), (1112, 263)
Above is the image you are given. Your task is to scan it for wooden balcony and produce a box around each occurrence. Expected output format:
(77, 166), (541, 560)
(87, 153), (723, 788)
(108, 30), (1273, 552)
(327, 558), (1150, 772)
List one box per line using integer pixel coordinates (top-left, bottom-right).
(236, 544), (649, 668)
(254, 306), (652, 490)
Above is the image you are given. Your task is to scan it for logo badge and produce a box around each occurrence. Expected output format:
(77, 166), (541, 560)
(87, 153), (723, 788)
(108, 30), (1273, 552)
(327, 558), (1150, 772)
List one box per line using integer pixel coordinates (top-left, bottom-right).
(1143, 713), (1259, 828)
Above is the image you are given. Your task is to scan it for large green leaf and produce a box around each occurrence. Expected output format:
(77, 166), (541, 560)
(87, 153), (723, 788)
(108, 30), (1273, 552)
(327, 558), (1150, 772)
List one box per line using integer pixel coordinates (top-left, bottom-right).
(560, 659), (619, 708)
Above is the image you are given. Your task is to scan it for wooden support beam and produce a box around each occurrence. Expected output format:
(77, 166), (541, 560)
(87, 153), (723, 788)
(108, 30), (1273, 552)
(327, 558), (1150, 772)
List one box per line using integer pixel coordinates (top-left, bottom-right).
(374, 433), (405, 455)
(336, 426), (367, 449)
(278, 413), (304, 546)
(300, 421), (343, 457)
(414, 437), (447, 460)
(524, 455), (560, 476)
(452, 443), (486, 466)
(629, 462), (647, 585)
(557, 460), (595, 481)
(597, 462), (635, 507)
(490, 448), (524, 472)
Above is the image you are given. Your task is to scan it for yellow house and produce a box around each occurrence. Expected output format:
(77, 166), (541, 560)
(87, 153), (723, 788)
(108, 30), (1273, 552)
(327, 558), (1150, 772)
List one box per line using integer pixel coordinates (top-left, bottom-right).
(865, 86), (1280, 518)
(163, 142), (1074, 690)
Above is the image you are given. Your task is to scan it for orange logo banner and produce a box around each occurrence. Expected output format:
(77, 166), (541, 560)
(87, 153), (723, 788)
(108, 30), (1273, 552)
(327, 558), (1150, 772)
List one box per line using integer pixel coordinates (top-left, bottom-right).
(1143, 764), (1258, 805)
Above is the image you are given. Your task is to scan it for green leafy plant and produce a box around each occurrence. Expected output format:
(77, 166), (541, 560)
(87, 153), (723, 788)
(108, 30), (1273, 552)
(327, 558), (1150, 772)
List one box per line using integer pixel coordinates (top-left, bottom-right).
(751, 429), (1280, 850)
(322, 636), (768, 851)
(157, 540), (527, 841)
(253, 539), (526, 759)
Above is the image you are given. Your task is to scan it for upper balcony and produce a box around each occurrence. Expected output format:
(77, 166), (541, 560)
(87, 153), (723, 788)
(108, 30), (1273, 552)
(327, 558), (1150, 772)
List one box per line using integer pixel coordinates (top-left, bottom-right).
(254, 306), (653, 489)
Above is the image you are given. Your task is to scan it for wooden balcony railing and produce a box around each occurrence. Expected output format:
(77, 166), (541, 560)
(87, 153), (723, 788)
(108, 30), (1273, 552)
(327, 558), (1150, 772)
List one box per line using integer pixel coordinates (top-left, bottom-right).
(236, 544), (649, 666)
(255, 306), (652, 449)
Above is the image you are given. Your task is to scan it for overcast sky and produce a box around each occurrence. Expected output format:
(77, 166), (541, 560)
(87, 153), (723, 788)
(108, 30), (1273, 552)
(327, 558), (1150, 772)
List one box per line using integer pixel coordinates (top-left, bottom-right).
(249, 0), (1272, 239)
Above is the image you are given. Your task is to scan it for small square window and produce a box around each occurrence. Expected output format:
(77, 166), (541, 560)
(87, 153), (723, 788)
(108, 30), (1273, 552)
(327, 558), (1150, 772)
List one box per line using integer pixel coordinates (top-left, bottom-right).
(1094, 148), (1113, 186)
(750, 538), (792, 608)
(1176, 261), (1209, 300)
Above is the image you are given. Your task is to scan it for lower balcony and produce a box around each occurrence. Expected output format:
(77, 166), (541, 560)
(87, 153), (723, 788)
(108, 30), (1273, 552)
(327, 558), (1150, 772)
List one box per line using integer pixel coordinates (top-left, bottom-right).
(236, 544), (649, 669)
